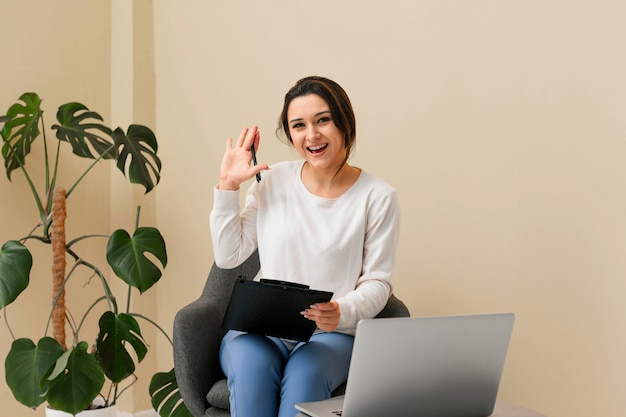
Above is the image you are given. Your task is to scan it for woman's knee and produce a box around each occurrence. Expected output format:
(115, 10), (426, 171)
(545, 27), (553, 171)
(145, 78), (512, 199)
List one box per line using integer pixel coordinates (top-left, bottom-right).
(294, 332), (354, 362)
(221, 331), (287, 375)
(283, 333), (354, 389)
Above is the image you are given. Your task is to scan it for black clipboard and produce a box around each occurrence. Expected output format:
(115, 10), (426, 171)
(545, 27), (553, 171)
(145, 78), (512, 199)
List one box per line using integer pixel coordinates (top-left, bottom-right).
(221, 278), (334, 342)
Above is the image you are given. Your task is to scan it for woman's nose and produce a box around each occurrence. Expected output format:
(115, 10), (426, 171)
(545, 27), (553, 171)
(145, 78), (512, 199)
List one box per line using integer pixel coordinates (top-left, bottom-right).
(306, 125), (319, 140)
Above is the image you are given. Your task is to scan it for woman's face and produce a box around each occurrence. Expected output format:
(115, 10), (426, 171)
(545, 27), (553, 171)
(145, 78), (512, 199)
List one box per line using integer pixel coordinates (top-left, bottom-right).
(287, 94), (346, 172)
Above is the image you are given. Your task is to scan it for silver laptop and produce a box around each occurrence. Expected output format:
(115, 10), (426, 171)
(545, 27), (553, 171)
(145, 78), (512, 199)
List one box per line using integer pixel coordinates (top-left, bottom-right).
(296, 313), (515, 417)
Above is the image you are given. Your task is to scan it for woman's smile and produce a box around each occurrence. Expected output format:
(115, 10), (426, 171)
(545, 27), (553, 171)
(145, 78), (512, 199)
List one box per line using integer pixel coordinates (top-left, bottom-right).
(307, 143), (328, 154)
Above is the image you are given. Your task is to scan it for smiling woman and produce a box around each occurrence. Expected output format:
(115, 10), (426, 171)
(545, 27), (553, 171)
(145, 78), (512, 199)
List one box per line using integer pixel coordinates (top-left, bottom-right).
(279, 77), (356, 166)
(209, 76), (401, 417)
(286, 94), (361, 198)
(279, 77), (362, 198)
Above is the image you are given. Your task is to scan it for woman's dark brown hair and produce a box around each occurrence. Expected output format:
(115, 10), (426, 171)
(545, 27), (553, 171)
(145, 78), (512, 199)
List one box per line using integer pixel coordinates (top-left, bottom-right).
(277, 76), (356, 164)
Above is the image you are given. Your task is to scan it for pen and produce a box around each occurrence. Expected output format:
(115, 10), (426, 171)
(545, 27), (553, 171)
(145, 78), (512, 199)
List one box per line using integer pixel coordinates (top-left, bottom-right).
(250, 142), (261, 182)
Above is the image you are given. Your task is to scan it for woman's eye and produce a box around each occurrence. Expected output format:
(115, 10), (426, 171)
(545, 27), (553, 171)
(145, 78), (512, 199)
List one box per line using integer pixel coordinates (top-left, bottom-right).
(291, 122), (304, 129)
(318, 117), (331, 124)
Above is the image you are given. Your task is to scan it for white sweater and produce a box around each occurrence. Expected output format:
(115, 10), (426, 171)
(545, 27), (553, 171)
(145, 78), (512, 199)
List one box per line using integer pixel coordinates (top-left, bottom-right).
(210, 160), (400, 334)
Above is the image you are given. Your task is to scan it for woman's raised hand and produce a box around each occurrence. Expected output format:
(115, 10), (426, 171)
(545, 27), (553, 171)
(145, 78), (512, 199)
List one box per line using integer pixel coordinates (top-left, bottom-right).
(218, 125), (268, 190)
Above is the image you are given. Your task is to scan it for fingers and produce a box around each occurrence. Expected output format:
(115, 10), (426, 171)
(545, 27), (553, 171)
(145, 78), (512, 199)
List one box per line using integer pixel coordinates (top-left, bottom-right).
(219, 125), (266, 190)
(236, 125), (259, 150)
(301, 301), (340, 331)
(309, 301), (338, 312)
(252, 129), (260, 152)
(236, 127), (247, 147)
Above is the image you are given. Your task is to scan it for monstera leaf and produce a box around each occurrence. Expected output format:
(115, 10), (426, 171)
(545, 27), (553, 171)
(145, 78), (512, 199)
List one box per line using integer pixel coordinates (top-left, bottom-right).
(112, 124), (162, 193)
(46, 341), (105, 415)
(5, 337), (65, 409)
(52, 102), (114, 160)
(0, 240), (33, 309)
(96, 311), (147, 383)
(0, 92), (42, 180)
(106, 227), (167, 294)
(150, 369), (193, 417)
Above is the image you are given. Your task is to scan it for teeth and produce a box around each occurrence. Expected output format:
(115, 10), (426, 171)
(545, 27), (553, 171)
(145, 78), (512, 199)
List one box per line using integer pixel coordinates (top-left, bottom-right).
(309, 144), (326, 151)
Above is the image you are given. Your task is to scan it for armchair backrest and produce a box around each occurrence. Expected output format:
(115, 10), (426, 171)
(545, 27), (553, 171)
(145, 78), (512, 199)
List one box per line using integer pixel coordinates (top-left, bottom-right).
(202, 250), (261, 309)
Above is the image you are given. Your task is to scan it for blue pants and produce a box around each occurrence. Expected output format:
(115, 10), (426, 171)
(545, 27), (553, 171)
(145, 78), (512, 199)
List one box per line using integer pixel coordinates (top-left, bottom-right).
(220, 330), (354, 417)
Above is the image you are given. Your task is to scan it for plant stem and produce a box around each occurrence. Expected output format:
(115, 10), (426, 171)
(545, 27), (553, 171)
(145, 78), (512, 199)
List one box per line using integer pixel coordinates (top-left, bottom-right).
(65, 308), (78, 338)
(42, 114), (50, 200)
(47, 138), (62, 218)
(63, 250), (116, 312)
(45, 260), (118, 336)
(113, 384), (120, 406)
(66, 234), (109, 248)
(3, 135), (47, 220)
(131, 313), (174, 347)
(113, 374), (137, 403)
(66, 142), (116, 198)
(3, 307), (16, 341)
(18, 162), (46, 221)
(103, 382), (114, 407)
(73, 295), (111, 346)
(135, 205), (141, 230)
(19, 234), (49, 245)
(125, 205), (143, 315)
(126, 285), (132, 315)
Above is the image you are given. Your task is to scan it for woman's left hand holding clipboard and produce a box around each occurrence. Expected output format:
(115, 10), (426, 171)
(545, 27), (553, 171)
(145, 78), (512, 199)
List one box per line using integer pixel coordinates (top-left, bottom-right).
(301, 301), (341, 332)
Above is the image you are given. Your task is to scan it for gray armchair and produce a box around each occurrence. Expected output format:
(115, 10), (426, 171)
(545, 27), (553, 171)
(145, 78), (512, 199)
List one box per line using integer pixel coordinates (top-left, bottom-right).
(173, 250), (410, 417)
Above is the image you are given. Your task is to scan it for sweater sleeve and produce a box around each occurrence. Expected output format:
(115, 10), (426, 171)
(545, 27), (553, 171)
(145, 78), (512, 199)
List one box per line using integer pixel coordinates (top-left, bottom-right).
(209, 185), (259, 269)
(336, 187), (401, 332)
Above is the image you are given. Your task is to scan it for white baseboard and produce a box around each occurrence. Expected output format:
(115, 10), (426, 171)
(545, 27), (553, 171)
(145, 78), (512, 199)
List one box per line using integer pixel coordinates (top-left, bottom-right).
(117, 410), (158, 417)
(134, 410), (159, 417)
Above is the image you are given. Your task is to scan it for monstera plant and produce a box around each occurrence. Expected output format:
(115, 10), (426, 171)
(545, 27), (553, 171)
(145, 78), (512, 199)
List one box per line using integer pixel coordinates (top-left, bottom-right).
(0, 93), (190, 416)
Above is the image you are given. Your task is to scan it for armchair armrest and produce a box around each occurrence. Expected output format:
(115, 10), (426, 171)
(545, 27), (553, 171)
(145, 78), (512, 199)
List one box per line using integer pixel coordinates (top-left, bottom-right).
(376, 293), (410, 318)
(173, 293), (226, 417)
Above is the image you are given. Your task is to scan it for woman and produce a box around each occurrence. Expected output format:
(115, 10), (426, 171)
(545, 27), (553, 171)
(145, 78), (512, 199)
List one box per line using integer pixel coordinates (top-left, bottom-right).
(210, 76), (400, 417)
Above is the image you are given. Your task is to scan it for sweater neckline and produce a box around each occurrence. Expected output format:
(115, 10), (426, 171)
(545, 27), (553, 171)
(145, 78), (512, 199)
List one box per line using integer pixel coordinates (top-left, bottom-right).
(295, 160), (364, 202)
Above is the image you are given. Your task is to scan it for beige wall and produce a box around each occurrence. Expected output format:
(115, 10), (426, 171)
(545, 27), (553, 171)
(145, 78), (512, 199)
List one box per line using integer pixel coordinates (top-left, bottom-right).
(1, 1), (625, 417)
(153, 1), (625, 417)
